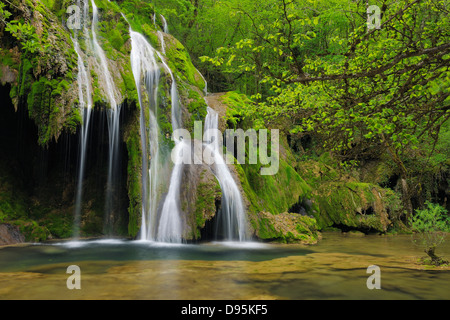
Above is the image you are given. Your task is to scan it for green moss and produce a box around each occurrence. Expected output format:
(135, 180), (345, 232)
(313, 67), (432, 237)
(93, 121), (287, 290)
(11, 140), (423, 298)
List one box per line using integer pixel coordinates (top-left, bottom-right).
(97, 6), (130, 58)
(0, 190), (28, 223)
(257, 216), (283, 240)
(186, 90), (208, 131)
(220, 91), (256, 129)
(312, 181), (390, 232)
(120, 0), (154, 24)
(142, 27), (160, 48)
(13, 220), (49, 242)
(241, 157), (312, 215)
(64, 107), (82, 133)
(37, 210), (72, 239)
(120, 68), (138, 103)
(194, 178), (222, 238)
(255, 212), (320, 244)
(25, 75), (77, 145)
(1, 0), (81, 147)
(165, 37), (206, 90)
(125, 111), (143, 238)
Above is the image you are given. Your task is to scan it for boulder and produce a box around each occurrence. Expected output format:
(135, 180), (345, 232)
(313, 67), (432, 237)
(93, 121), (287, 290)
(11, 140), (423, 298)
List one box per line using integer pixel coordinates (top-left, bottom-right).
(255, 212), (321, 244)
(0, 224), (25, 245)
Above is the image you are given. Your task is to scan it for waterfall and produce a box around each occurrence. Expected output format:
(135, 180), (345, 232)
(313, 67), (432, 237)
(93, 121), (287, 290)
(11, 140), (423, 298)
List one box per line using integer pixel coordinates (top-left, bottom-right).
(91, 0), (119, 109)
(204, 107), (249, 242)
(157, 52), (182, 131)
(129, 29), (167, 241)
(161, 15), (169, 33)
(129, 22), (246, 242)
(72, 36), (93, 239)
(90, 0), (122, 234)
(129, 29), (184, 243)
(155, 53), (184, 243)
(156, 140), (186, 243)
(71, 4), (248, 242)
(130, 26), (184, 242)
(157, 16), (168, 58)
(152, 13), (157, 28)
(157, 31), (165, 54)
(197, 68), (208, 95)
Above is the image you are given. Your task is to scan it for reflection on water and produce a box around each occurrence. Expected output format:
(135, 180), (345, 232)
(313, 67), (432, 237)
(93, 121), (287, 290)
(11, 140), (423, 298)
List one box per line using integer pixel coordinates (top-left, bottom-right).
(0, 232), (448, 300)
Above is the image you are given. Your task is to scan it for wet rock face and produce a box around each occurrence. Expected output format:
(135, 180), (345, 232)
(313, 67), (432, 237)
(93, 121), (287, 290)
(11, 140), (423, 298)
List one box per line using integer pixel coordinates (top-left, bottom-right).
(179, 161), (222, 241)
(0, 224), (25, 245)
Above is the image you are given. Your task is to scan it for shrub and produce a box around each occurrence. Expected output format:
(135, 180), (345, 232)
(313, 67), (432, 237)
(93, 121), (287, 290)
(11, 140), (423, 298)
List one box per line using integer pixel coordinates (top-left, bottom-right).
(410, 202), (450, 266)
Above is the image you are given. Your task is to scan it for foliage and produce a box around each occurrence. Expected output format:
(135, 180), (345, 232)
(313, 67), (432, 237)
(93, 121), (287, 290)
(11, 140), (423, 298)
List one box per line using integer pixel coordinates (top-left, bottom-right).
(1, 0), (80, 145)
(196, 0), (450, 216)
(203, 0), (449, 158)
(410, 202), (450, 265)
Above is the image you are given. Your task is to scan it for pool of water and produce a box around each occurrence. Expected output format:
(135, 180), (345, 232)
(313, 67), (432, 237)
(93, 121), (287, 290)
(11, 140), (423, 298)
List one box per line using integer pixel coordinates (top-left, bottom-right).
(0, 232), (448, 299)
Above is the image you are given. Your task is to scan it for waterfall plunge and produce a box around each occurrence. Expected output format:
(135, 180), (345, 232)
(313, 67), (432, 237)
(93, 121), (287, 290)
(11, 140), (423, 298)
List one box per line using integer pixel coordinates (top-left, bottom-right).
(130, 28), (184, 243)
(91, 0), (122, 235)
(204, 107), (249, 242)
(130, 29), (165, 241)
(156, 52), (184, 243)
(72, 36), (93, 239)
(111, 9), (248, 243)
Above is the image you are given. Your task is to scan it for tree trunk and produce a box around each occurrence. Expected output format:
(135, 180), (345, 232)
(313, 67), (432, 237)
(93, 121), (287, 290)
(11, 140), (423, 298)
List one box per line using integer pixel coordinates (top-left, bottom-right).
(425, 246), (447, 266)
(400, 176), (413, 221)
(381, 133), (413, 220)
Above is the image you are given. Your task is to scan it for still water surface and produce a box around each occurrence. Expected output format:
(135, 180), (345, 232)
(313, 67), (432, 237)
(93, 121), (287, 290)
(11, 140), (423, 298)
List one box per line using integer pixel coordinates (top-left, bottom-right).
(0, 232), (448, 299)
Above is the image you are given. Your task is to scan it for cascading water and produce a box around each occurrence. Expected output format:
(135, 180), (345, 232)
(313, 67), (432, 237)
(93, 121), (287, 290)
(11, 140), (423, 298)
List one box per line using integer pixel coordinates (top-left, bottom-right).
(129, 15), (184, 243)
(161, 15), (169, 33)
(129, 14), (184, 242)
(157, 31), (166, 54)
(129, 14), (246, 242)
(155, 53), (184, 243)
(72, 4), (248, 243)
(125, 9), (184, 242)
(90, 0), (122, 234)
(129, 29), (169, 241)
(72, 35), (93, 239)
(156, 139), (186, 243)
(197, 69), (208, 95)
(157, 52), (182, 131)
(132, 16), (185, 243)
(157, 16), (168, 59)
(204, 107), (249, 241)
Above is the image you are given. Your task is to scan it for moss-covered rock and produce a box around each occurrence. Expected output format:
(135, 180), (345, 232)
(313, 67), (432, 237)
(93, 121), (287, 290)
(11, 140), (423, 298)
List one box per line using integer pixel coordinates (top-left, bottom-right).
(312, 181), (391, 232)
(123, 106), (142, 238)
(255, 211), (321, 244)
(164, 35), (206, 91)
(1, 0), (80, 146)
(180, 162), (222, 241)
(296, 158), (394, 233)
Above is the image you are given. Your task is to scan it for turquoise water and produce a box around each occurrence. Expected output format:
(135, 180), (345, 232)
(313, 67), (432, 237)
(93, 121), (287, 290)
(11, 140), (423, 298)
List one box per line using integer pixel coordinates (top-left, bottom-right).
(0, 233), (448, 300)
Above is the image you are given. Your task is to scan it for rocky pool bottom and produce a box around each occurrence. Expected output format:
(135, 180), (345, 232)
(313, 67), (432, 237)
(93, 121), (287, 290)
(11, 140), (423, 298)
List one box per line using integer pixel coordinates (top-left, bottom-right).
(0, 232), (448, 300)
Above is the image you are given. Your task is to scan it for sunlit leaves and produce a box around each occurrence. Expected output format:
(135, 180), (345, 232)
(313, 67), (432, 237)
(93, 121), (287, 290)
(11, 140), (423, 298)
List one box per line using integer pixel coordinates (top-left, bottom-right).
(198, 0), (450, 167)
